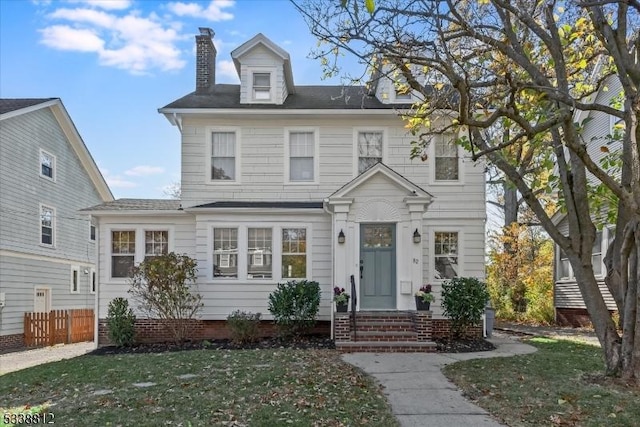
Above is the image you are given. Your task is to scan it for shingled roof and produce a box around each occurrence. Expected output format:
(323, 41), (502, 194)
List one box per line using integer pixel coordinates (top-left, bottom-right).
(0, 98), (57, 115)
(82, 199), (182, 212)
(161, 85), (412, 110)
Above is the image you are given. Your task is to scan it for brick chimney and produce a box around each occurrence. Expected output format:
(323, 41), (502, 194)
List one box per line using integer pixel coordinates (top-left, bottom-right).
(195, 27), (216, 94)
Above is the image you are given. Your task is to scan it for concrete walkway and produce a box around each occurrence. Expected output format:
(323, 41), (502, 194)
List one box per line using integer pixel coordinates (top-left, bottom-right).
(0, 342), (95, 375)
(343, 332), (537, 427)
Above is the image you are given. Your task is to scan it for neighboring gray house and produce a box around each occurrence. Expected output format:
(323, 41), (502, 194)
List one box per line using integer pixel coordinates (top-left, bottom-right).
(86, 30), (486, 348)
(0, 98), (113, 350)
(553, 75), (621, 326)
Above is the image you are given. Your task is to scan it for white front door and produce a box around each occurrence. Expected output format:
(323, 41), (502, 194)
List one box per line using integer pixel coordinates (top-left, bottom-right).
(34, 288), (50, 312)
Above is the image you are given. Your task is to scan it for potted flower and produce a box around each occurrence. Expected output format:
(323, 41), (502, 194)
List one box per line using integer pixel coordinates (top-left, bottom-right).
(415, 284), (434, 311)
(333, 287), (350, 312)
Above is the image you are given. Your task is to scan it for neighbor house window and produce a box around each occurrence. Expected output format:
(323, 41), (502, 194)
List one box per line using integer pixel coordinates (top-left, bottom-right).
(282, 228), (307, 279)
(40, 205), (54, 246)
(145, 230), (168, 260)
(90, 269), (96, 294)
(40, 149), (55, 180)
(559, 248), (572, 279)
(434, 232), (458, 279)
(592, 231), (603, 276)
(212, 132), (236, 180)
(90, 224), (96, 241)
(394, 77), (412, 101)
(357, 131), (383, 173)
(253, 72), (271, 100)
(248, 228), (272, 279)
(70, 266), (79, 293)
(213, 228), (238, 278)
(289, 132), (315, 181)
(435, 136), (459, 181)
(111, 231), (135, 278)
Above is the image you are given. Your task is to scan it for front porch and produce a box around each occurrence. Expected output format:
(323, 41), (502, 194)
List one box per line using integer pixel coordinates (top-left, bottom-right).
(333, 310), (437, 352)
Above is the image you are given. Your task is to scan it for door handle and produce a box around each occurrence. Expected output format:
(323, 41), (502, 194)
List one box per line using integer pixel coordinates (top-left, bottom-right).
(359, 260), (364, 279)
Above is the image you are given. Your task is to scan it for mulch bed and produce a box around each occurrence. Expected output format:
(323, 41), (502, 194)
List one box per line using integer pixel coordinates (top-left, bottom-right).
(91, 334), (495, 355)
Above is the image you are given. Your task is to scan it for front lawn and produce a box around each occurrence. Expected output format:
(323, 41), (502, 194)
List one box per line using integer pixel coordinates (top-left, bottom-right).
(0, 349), (397, 427)
(444, 337), (640, 426)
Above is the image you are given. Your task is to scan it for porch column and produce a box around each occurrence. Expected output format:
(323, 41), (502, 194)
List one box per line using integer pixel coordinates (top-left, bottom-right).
(329, 199), (353, 289)
(405, 197), (432, 298)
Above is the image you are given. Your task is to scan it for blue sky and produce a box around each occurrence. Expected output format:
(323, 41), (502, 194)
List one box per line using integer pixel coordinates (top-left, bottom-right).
(0, 0), (364, 199)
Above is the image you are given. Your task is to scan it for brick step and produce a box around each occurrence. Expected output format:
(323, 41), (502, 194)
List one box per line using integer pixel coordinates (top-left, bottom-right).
(350, 331), (418, 341)
(354, 322), (415, 332)
(336, 341), (437, 353)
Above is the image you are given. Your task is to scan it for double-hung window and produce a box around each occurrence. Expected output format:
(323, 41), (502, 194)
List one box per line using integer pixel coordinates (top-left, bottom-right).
(70, 266), (79, 293)
(40, 205), (54, 246)
(145, 230), (168, 260)
(592, 231), (603, 276)
(282, 228), (307, 279)
(212, 132), (236, 180)
(253, 73), (271, 100)
(289, 132), (315, 182)
(357, 131), (383, 173)
(434, 232), (459, 279)
(435, 136), (459, 181)
(559, 248), (572, 279)
(248, 228), (272, 279)
(213, 228), (238, 278)
(111, 231), (135, 278)
(40, 149), (55, 180)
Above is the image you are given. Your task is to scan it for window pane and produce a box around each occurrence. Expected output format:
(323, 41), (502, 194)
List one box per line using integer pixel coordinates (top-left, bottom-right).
(41, 207), (53, 245)
(90, 225), (96, 241)
(358, 132), (382, 156)
(253, 73), (270, 86)
(282, 255), (306, 278)
(145, 231), (168, 256)
(560, 259), (572, 278)
(358, 157), (381, 173)
(112, 256), (134, 278)
(212, 133), (236, 180)
(214, 228), (238, 278)
(248, 228), (272, 279)
(112, 231), (135, 278)
(363, 226), (393, 248)
(282, 228), (306, 278)
(435, 137), (458, 181)
(290, 158), (314, 181)
(434, 232), (458, 279)
(41, 152), (53, 178)
(435, 256), (458, 279)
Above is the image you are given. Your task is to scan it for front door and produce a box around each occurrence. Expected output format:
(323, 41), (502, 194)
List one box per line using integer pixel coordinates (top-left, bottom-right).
(34, 288), (50, 313)
(359, 224), (396, 309)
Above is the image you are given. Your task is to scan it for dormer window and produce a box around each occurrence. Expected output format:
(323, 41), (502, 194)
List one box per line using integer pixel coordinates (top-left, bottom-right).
(253, 73), (271, 100)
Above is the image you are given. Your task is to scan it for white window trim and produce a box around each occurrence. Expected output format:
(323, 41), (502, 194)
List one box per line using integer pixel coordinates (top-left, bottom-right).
(70, 266), (80, 294)
(284, 127), (320, 184)
(39, 204), (56, 248)
(90, 268), (96, 294)
(207, 127), (241, 185)
(249, 68), (276, 103)
(107, 225), (174, 283)
(353, 128), (388, 176)
(429, 133), (464, 185)
(557, 246), (574, 281)
(430, 228), (463, 282)
(39, 148), (56, 182)
(207, 223), (312, 283)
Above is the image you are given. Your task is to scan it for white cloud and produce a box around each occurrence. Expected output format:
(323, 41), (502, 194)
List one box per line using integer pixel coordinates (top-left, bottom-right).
(106, 177), (138, 188)
(217, 59), (239, 82)
(40, 5), (186, 74)
(124, 165), (165, 176)
(40, 25), (105, 51)
(167, 0), (234, 22)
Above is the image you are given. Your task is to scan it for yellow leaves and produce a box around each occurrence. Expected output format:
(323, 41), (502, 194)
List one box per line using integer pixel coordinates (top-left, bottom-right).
(434, 82), (445, 90)
(600, 146), (610, 153)
(478, 0), (490, 4)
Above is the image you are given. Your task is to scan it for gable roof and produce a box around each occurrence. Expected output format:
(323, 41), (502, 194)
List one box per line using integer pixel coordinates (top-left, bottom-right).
(0, 98), (113, 201)
(329, 162), (434, 199)
(230, 33), (295, 93)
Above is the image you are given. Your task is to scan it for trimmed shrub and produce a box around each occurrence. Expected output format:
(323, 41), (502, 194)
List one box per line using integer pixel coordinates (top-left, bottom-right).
(441, 277), (490, 338)
(107, 297), (136, 347)
(268, 280), (321, 336)
(227, 310), (262, 344)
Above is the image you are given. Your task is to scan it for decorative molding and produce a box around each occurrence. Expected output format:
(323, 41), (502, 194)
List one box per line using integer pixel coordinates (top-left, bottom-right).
(356, 199), (401, 222)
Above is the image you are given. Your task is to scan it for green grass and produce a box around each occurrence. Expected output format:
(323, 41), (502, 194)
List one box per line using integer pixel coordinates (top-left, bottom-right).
(0, 349), (398, 427)
(443, 337), (640, 426)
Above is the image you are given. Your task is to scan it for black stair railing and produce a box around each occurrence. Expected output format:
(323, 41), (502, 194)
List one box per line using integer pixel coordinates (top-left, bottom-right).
(350, 274), (357, 342)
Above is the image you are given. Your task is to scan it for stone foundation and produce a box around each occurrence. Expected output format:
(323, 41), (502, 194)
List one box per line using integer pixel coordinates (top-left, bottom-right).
(0, 333), (25, 352)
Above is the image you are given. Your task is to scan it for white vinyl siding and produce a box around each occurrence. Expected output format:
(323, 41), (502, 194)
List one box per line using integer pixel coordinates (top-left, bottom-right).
(39, 149), (55, 181)
(40, 204), (55, 247)
(211, 132), (236, 181)
(435, 135), (459, 181)
(288, 131), (316, 182)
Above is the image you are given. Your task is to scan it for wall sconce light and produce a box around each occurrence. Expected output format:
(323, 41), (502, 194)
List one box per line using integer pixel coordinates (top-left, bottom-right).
(413, 229), (421, 244)
(338, 229), (346, 244)
(83, 269), (90, 275)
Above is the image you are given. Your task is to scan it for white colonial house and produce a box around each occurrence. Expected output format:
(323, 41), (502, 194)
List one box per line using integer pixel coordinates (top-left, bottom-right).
(86, 29), (486, 350)
(0, 98), (113, 351)
(553, 74), (621, 326)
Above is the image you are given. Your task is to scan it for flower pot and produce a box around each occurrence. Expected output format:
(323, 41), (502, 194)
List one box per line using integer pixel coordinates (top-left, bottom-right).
(336, 303), (348, 312)
(415, 296), (431, 311)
